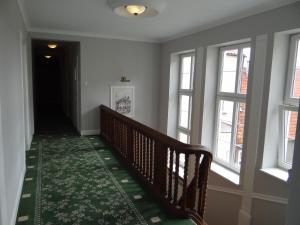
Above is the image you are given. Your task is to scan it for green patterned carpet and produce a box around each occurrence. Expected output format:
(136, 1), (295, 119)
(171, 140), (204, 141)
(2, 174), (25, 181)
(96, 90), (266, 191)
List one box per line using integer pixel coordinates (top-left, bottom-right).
(15, 119), (195, 225)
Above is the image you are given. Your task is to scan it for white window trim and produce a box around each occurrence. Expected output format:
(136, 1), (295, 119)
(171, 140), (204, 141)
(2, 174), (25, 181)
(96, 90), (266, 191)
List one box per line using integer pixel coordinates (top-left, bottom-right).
(278, 33), (300, 170)
(213, 43), (251, 173)
(285, 33), (300, 106)
(176, 52), (195, 144)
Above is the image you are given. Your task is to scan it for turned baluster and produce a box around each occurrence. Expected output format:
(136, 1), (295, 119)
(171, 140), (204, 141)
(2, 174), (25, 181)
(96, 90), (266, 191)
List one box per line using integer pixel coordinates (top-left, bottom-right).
(173, 152), (180, 204)
(106, 113), (109, 141)
(142, 135), (146, 175)
(117, 120), (120, 149)
(127, 125), (133, 163)
(168, 149), (174, 201)
(182, 154), (189, 210)
(149, 139), (153, 181)
(190, 154), (200, 211)
(116, 120), (119, 148)
(123, 122), (126, 156)
(138, 132), (142, 170)
(133, 130), (137, 166)
(146, 138), (149, 179)
(120, 121), (122, 150)
(108, 113), (111, 141)
(144, 136), (148, 177)
(112, 118), (115, 145)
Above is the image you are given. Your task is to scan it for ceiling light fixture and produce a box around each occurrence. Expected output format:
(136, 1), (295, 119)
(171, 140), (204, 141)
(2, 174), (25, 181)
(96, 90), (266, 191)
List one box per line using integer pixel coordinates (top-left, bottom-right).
(44, 55), (52, 59)
(48, 43), (58, 49)
(125, 5), (146, 16)
(107, 0), (166, 18)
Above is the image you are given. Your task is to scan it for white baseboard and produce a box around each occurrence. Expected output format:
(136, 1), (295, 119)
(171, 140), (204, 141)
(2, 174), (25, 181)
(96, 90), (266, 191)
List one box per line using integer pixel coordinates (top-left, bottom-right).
(25, 133), (33, 151)
(81, 129), (100, 136)
(9, 165), (26, 225)
(238, 209), (251, 225)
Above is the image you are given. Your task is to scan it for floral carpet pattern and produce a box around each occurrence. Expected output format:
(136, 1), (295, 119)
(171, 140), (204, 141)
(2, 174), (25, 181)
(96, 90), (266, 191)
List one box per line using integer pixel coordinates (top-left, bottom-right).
(16, 120), (195, 225)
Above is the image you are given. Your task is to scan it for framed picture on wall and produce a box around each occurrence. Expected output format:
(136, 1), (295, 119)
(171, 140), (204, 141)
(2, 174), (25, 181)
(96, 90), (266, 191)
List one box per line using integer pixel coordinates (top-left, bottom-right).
(110, 85), (135, 117)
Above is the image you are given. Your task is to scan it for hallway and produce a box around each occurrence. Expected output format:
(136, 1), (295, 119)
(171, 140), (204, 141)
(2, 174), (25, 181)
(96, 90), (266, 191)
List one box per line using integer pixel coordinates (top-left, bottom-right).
(15, 117), (195, 225)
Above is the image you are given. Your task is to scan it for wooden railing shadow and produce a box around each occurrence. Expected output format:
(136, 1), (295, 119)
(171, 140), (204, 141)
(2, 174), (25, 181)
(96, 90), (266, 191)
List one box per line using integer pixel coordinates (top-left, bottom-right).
(100, 105), (212, 225)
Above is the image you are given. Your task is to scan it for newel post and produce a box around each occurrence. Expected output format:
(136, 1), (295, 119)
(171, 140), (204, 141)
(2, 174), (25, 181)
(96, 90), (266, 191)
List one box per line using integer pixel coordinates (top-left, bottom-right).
(154, 142), (167, 196)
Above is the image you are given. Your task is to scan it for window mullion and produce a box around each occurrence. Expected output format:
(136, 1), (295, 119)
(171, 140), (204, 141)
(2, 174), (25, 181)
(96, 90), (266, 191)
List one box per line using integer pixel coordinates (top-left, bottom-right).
(235, 48), (242, 93)
(213, 98), (221, 158)
(190, 56), (194, 90)
(229, 101), (238, 166)
(188, 95), (192, 130)
(217, 49), (225, 93)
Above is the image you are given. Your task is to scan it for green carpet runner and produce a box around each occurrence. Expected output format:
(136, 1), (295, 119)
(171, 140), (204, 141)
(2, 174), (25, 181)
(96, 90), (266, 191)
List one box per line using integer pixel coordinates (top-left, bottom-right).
(15, 132), (196, 225)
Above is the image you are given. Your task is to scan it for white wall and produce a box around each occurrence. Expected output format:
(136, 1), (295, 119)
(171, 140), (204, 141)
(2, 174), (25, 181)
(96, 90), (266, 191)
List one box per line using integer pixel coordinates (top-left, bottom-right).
(158, 2), (300, 225)
(29, 32), (161, 135)
(0, 0), (33, 225)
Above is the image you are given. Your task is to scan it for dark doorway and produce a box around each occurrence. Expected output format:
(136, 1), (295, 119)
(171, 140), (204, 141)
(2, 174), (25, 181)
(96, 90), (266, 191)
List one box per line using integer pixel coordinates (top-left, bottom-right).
(32, 39), (81, 133)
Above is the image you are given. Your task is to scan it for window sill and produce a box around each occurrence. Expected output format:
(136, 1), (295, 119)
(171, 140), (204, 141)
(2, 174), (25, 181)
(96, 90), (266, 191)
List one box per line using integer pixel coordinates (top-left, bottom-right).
(260, 168), (289, 182)
(210, 162), (240, 185)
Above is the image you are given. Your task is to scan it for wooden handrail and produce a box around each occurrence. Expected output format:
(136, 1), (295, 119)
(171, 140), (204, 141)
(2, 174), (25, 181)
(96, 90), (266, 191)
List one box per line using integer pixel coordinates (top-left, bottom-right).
(99, 105), (212, 225)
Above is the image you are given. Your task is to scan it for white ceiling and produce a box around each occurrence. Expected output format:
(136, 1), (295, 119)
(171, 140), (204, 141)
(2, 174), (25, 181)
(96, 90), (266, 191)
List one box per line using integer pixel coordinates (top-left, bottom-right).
(21, 0), (298, 42)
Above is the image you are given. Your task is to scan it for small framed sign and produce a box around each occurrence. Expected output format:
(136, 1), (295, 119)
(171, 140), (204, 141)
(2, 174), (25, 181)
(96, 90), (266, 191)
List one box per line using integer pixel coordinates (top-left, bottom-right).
(111, 85), (135, 117)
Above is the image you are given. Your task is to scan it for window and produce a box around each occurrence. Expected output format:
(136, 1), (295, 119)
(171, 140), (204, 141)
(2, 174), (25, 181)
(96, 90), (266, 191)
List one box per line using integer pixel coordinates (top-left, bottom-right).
(279, 34), (300, 170)
(214, 44), (251, 172)
(177, 53), (195, 144)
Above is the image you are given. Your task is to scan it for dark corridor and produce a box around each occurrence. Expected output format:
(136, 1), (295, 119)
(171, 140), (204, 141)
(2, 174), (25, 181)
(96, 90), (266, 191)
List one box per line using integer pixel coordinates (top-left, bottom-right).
(32, 39), (80, 133)
(34, 49), (62, 115)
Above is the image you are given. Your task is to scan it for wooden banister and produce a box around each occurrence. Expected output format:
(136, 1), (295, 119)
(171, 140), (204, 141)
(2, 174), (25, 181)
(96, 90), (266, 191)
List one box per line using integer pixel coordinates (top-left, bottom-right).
(99, 105), (212, 225)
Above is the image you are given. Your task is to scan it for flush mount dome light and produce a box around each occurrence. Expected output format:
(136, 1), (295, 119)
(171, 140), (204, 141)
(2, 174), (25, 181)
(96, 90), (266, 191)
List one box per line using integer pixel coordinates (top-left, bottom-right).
(126, 5), (146, 16)
(48, 43), (58, 49)
(107, 0), (166, 18)
(44, 55), (52, 59)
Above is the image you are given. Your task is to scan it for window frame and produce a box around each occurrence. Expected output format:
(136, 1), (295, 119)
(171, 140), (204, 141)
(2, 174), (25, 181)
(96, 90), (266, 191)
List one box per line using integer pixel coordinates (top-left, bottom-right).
(285, 33), (300, 106)
(176, 52), (195, 144)
(278, 33), (300, 170)
(213, 43), (251, 173)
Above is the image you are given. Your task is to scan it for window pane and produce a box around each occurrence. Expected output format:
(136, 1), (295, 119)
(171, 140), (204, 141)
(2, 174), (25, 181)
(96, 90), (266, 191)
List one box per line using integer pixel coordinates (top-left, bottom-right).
(182, 56), (192, 74)
(216, 100), (234, 163)
(234, 102), (246, 166)
(178, 132), (189, 144)
(181, 73), (191, 89)
(284, 110), (298, 165)
(292, 40), (300, 98)
(238, 47), (251, 94)
(179, 95), (190, 129)
(220, 49), (238, 93)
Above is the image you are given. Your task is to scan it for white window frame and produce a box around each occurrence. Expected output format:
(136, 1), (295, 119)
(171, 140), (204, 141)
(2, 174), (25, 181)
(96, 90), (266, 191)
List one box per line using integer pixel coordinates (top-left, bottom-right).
(176, 52), (195, 144)
(213, 43), (251, 173)
(279, 33), (300, 170)
(285, 33), (300, 106)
